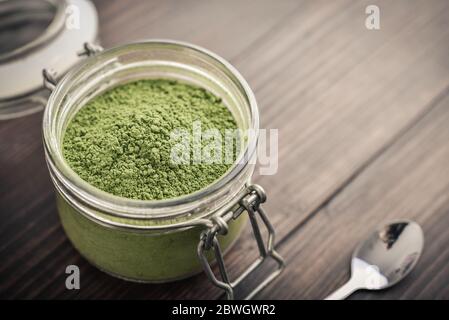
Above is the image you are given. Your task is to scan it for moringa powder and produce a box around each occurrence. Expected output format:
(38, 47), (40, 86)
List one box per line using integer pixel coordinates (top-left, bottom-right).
(63, 79), (238, 200)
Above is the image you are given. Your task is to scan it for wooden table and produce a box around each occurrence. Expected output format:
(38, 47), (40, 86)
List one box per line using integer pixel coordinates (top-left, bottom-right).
(1, 0), (449, 299)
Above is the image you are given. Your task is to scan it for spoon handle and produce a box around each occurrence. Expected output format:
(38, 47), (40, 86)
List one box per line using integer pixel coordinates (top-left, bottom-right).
(325, 277), (361, 300)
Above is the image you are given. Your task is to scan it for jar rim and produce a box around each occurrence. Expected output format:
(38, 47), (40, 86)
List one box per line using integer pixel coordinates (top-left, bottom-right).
(43, 40), (259, 222)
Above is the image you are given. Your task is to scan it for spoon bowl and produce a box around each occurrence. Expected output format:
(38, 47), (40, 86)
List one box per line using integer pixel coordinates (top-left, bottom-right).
(326, 220), (424, 300)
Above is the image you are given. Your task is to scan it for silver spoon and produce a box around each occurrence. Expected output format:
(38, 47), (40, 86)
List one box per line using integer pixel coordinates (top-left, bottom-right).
(325, 220), (424, 300)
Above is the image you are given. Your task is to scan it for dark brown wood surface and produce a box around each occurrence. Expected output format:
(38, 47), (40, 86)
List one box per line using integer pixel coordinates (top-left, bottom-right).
(1, 0), (449, 299)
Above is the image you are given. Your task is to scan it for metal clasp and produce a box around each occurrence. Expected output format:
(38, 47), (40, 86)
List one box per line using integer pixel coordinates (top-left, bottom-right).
(42, 68), (58, 91)
(77, 42), (104, 57)
(42, 42), (103, 92)
(197, 184), (285, 300)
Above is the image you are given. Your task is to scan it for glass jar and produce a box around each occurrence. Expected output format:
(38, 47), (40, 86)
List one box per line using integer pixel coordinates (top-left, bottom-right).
(42, 40), (284, 299)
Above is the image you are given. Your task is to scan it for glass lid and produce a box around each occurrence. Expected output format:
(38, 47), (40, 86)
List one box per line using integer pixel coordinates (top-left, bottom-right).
(0, 0), (98, 120)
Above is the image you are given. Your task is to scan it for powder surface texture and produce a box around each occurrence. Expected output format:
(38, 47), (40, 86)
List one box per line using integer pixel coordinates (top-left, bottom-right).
(63, 79), (238, 200)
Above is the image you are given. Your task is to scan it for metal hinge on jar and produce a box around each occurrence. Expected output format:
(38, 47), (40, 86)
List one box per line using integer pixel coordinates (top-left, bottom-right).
(42, 42), (103, 91)
(197, 184), (285, 300)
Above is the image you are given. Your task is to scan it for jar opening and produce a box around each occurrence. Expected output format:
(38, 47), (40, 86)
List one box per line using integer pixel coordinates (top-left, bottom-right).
(43, 40), (259, 224)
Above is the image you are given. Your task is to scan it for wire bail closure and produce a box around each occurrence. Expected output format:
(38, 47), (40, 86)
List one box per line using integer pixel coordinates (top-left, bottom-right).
(197, 184), (285, 300)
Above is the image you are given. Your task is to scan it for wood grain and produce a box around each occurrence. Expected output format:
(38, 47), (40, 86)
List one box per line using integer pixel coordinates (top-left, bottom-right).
(1, 0), (449, 299)
(268, 89), (449, 299)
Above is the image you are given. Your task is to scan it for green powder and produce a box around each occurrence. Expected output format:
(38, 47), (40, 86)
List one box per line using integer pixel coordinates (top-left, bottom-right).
(63, 79), (238, 200)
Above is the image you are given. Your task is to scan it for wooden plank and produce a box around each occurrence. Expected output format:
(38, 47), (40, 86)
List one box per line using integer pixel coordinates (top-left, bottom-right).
(263, 89), (449, 299)
(159, 0), (449, 299)
(245, 0), (449, 230)
(93, 0), (303, 60)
